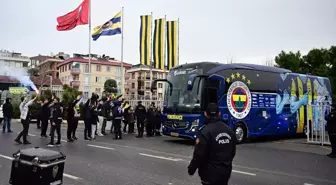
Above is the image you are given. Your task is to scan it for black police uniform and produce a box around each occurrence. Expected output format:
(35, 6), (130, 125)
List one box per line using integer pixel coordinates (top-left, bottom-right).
(135, 102), (147, 137)
(326, 105), (336, 157)
(112, 103), (123, 139)
(188, 104), (236, 185)
(49, 102), (63, 146)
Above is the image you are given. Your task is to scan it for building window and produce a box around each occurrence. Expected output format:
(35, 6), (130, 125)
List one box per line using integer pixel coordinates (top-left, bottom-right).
(158, 83), (163, 88)
(106, 66), (111, 72)
(15, 62), (21, 68)
(105, 77), (110, 81)
(85, 64), (89, 73)
(95, 88), (101, 94)
(145, 82), (150, 87)
(116, 67), (121, 76)
(132, 83), (135, 88)
(22, 63), (28, 67)
(68, 64), (71, 70)
(96, 65), (101, 72)
(132, 73), (135, 79)
(158, 93), (163, 99)
(96, 76), (101, 82)
(84, 75), (89, 85)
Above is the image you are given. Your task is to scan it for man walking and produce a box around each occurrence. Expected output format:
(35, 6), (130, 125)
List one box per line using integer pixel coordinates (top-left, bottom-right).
(15, 95), (38, 144)
(47, 97), (63, 147)
(2, 97), (13, 133)
(188, 103), (236, 185)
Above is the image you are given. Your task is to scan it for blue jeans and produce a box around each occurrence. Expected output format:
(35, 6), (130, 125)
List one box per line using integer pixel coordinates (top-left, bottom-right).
(3, 117), (11, 131)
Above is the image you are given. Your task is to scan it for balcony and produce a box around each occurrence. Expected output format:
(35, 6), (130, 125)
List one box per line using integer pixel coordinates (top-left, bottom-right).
(71, 80), (80, 87)
(71, 68), (81, 75)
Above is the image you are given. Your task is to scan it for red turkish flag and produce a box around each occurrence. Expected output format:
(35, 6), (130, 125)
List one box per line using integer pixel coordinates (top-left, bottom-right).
(56, 0), (89, 31)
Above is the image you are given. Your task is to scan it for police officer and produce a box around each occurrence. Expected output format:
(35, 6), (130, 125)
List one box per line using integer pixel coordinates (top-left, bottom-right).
(135, 101), (146, 138)
(188, 103), (236, 185)
(112, 101), (123, 140)
(326, 102), (336, 158)
(146, 102), (156, 137)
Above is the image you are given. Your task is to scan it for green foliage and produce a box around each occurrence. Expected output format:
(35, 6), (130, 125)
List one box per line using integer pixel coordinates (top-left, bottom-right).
(61, 84), (81, 119)
(275, 46), (336, 99)
(104, 79), (118, 94)
(9, 94), (23, 119)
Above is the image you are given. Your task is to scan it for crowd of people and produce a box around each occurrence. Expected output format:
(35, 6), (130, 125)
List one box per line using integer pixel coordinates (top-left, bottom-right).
(9, 92), (163, 147)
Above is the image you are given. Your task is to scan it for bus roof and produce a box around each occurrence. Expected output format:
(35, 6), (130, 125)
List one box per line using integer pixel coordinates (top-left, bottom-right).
(206, 63), (292, 74)
(171, 62), (292, 74)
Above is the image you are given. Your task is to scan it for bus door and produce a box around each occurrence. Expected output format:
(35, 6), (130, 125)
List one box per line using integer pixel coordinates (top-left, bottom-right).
(203, 74), (226, 116)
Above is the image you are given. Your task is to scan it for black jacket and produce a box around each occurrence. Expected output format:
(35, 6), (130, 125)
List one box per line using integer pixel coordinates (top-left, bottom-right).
(135, 104), (146, 121)
(84, 100), (93, 120)
(41, 100), (52, 120)
(188, 118), (236, 184)
(3, 98), (13, 117)
(52, 103), (63, 122)
(67, 99), (80, 120)
(326, 109), (336, 135)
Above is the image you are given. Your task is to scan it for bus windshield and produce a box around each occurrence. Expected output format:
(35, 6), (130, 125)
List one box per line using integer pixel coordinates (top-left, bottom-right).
(164, 68), (203, 113)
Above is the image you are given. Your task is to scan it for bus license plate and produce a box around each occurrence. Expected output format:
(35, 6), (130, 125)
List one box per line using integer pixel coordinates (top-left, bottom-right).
(171, 132), (179, 137)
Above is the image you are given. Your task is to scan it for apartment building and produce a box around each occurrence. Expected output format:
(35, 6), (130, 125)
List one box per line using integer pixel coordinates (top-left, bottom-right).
(0, 50), (30, 90)
(125, 64), (168, 100)
(58, 53), (132, 98)
(30, 52), (69, 79)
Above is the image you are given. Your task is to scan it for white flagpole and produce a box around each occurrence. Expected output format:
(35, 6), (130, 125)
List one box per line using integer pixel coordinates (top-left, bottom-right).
(88, 0), (92, 98)
(120, 7), (124, 95)
(150, 12), (153, 100)
(177, 18), (180, 66)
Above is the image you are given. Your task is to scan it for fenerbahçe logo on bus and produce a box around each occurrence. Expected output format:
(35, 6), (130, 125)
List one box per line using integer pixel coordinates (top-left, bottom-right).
(226, 73), (252, 119)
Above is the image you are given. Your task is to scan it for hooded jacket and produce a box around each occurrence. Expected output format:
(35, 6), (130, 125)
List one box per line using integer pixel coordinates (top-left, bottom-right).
(3, 98), (13, 118)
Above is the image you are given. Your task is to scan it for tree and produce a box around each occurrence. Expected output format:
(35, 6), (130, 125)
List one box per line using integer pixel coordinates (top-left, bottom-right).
(27, 68), (39, 76)
(61, 84), (81, 119)
(275, 51), (304, 73)
(104, 79), (118, 94)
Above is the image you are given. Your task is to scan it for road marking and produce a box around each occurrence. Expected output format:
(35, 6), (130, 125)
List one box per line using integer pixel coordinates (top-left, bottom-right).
(0, 154), (14, 160)
(304, 183), (315, 185)
(0, 154), (82, 180)
(233, 164), (336, 184)
(139, 153), (183, 162)
(63, 173), (82, 180)
(87, 144), (115, 150)
(232, 170), (256, 176)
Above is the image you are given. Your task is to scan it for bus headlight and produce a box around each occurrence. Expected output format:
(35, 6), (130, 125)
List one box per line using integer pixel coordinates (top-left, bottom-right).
(192, 119), (199, 126)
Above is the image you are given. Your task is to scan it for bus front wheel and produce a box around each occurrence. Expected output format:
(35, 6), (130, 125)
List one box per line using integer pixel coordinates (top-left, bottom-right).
(235, 123), (247, 144)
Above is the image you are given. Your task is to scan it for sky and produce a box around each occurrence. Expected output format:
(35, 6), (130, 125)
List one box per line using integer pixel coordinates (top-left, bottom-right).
(1, 0), (336, 65)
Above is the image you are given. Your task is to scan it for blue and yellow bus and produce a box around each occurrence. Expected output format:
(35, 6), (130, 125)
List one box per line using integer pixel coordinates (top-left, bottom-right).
(151, 62), (332, 143)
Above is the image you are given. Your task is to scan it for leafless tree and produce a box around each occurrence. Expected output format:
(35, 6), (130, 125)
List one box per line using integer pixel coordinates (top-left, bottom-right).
(263, 58), (275, 66)
(226, 56), (235, 64)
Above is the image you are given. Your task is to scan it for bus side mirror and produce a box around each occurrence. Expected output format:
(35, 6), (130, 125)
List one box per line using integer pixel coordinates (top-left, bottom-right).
(187, 74), (208, 91)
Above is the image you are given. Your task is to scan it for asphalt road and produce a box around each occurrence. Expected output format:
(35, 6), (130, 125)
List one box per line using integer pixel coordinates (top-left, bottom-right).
(0, 120), (335, 185)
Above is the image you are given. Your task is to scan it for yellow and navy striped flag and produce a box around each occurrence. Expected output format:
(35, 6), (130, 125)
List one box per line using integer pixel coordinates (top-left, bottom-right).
(139, 15), (152, 66)
(92, 10), (122, 41)
(166, 21), (178, 70)
(153, 18), (165, 70)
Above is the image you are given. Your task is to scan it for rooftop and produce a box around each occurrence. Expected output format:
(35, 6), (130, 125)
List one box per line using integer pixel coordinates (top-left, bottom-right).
(57, 54), (132, 68)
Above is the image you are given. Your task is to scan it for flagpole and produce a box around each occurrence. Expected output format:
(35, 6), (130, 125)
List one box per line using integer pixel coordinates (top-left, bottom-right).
(120, 6), (124, 96)
(164, 15), (167, 77)
(88, 0), (92, 98)
(177, 18), (180, 66)
(150, 12), (153, 100)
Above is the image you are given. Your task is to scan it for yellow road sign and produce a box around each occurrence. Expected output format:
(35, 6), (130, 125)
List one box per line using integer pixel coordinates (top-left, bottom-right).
(9, 87), (29, 94)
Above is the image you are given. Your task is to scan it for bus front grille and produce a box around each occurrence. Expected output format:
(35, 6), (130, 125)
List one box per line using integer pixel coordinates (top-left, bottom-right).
(165, 121), (189, 129)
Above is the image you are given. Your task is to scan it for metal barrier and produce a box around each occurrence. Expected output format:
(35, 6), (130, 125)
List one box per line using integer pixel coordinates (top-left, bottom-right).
(306, 102), (331, 146)
(127, 100), (164, 109)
